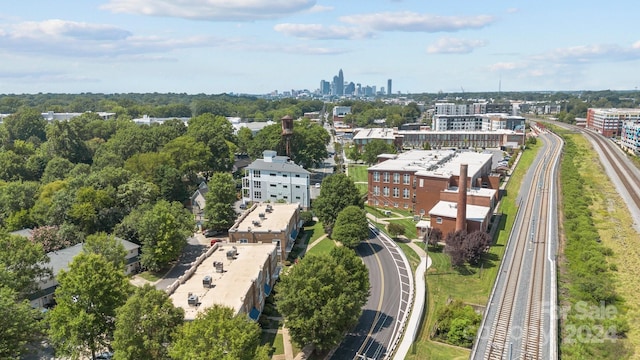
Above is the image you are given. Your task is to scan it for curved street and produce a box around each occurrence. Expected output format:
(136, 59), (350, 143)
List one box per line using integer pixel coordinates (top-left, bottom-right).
(330, 229), (412, 360)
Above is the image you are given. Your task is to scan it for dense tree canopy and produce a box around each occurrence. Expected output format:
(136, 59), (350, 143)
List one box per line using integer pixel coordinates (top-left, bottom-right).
(169, 305), (269, 360)
(47, 253), (132, 359)
(331, 205), (369, 248)
(204, 172), (238, 231)
(0, 286), (44, 359)
(113, 284), (185, 360)
(136, 200), (195, 271)
(276, 247), (369, 351)
(0, 231), (51, 299)
(312, 173), (362, 230)
(362, 139), (396, 165)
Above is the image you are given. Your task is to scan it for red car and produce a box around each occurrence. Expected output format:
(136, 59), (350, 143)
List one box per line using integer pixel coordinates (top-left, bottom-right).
(210, 238), (222, 246)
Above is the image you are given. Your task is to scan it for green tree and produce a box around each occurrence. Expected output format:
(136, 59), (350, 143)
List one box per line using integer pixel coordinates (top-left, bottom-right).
(169, 305), (269, 360)
(41, 156), (75, 184)
(362, 139), (396, 164)
(331, 205), (369, 248)
(47, 253), (132, 359)
(276, 247), (369, 351)
(204, 172), (238, 231)
(84, 232), (127, 271)
(113, 284), (185, 360)
(0, 231), (52, 299)
(387, 222), (406, 239)
(124, 152), (173, 182)
(138, 200), (194, 271)
(45, 120), (91, 163)
(0, 286), (44, 359)
(312, 173), (361, 231)
(153, 165), (188, 202)
(236, 126), (253, 154)
(3, 107), (47, 142)
(290, 118), (330, 168)
(161, 135), (212, 175)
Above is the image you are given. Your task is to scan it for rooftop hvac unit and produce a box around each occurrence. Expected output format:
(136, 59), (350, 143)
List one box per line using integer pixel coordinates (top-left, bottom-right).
(227, 246), (237, 259)
(213, 261), (224, 273)
(259, 213), (265, 218)
(252, 220), (261, 226)
(187, 293), (199, 306)
(202, 275), (212, 288)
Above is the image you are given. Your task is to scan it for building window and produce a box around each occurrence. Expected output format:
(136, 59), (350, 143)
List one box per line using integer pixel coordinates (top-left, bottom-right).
(295, 196), (301, 200)
(419, 179), (424, 187)
(383, 187), (389, 196)
(283, 185), (288, 188)
(403, 188), (410, 199)
(373, 171), (380, 182)
(270, 184), (277, 187)
(374, 200), (379, 206)
(373, 186), (380, 196)
(393, 187), (399, 198)
(254, 191), (262, 199)
(270, 173), (276, 176)
(393, 173), (400, 184)
(383, 172), (390, 183)
(254, 170), (261, 178)
(403, 173), (410, 185)
(404, 203), (409, 209)
(436, 217), (443, 224)
(239, 239), (248, 244)
(295, 174), (300, 178)
(295, 185), (300, 189)
(283, 174), (288, 177)
(253, 181), (261, 188)
(270, 194), (277, 198)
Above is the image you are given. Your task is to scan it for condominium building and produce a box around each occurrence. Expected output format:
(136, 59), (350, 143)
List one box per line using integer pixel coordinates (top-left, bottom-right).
(621, 121), (640, 154)
(367, 150), (497, 210)
(353, 127), (526, 151)
(228, 203), (302, 261)
(586, 108), (640, 137)
(242, 150), (311, 209)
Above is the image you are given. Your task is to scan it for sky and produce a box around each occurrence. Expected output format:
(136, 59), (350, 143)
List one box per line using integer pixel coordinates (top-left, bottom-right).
(1, 1), (639, 95)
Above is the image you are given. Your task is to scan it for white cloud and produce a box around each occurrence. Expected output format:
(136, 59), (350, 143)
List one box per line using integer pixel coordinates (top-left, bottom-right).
(274, 23), (374, 40)
(427, 37), (487, 54)
(10, 19), (131, 41)
(488, 62), (524, 72)
(0, 19), (227, 58)
(308, 5), (333, 13)
(340, 11), (496, 32)
(535, 43), (640, 63)
(101, 0), (317, 21)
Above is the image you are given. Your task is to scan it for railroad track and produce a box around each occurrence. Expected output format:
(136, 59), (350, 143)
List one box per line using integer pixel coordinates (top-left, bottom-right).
(580, 129), (640, 208)
(482, 132), (562, 360)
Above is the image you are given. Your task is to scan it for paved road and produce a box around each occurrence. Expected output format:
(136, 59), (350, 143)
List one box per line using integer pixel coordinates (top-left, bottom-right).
(155, 235), (208, 291)
(331, 230), (411, 360)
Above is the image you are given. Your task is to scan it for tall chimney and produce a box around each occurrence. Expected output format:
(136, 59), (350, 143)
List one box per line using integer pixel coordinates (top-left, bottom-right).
(456, 164), (468, 232)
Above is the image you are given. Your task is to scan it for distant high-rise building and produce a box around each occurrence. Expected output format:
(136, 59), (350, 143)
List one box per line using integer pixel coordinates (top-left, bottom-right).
(320, 80), (330, 95)
(387, 79), (392, 96)
(337, 69), (344, 96)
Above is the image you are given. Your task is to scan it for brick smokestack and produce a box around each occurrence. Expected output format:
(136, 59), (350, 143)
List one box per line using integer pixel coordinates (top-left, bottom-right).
(456, 163), (468, 232)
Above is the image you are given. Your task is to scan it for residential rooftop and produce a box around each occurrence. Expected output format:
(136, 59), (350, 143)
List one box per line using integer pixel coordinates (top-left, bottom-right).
(429, 201), (490, 222)
(230, 203), (299, 233)
(169, 243), (276, 320)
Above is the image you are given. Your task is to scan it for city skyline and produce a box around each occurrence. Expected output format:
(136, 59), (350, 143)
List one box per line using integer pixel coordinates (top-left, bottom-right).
(1, 1), (640, 94)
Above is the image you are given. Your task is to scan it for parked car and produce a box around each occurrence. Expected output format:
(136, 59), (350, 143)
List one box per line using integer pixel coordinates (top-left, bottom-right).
(204, 229), (221, 237)
(210, 238), (222, 246)
(239, 203), (247, 210)
(96, 352), (113, 360)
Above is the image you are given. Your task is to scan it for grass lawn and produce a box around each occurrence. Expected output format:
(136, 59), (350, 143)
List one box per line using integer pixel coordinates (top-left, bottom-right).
(397, 242), (421, 273)
(137, 270), (162, 282)
(305, 221), (326, 245)
(260, 330), (281, 355)
(347, 164), (369, 183)
(306, 238), (336, 256)
(562, 134), (640, 352)
(272, 333), (285, 355)
(388, 218), (418, 240)
(405, 142), (542, 359)
(355, 183), (368, 196)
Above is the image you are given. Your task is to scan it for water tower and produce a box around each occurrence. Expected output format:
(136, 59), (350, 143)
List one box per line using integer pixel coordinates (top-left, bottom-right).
(281, 115), (294, 157)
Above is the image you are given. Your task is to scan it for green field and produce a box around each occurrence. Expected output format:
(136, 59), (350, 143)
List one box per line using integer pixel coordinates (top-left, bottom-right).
(347, 164), (369, 183)
(306, 238), (336, 256)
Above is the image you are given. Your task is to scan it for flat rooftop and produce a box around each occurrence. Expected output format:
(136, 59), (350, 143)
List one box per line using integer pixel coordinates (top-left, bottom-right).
(231, 203), (298, 233)
(416, 152), (492, 179)
(368, 150), (456, 172)
(444, 186), (497, 198)
(169, 243), (276, 320)
(429, 201), (490, 222)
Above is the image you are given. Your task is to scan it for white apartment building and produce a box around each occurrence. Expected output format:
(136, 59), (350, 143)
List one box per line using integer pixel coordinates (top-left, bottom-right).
(242, 150), (311, 209)
(433, 114), (525, 132)
(621, 121), (640, 154)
